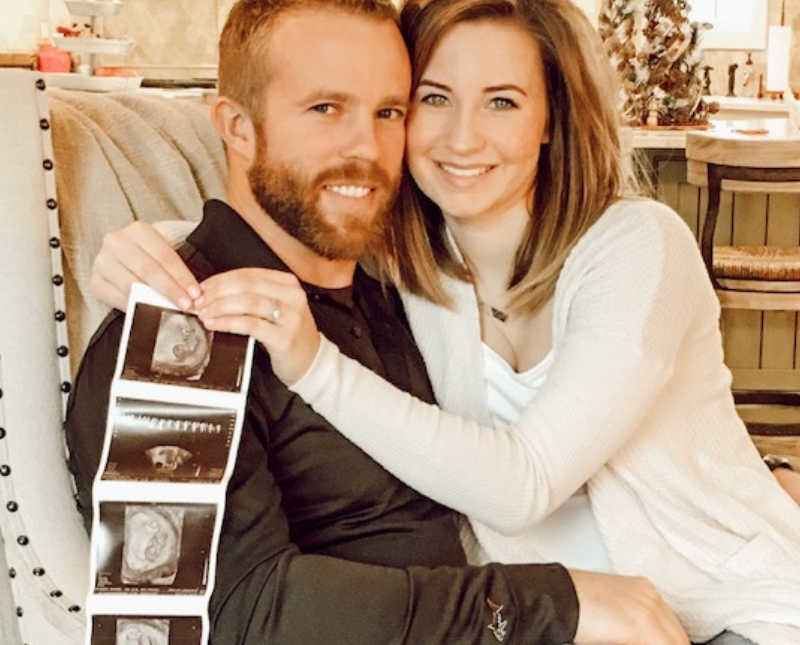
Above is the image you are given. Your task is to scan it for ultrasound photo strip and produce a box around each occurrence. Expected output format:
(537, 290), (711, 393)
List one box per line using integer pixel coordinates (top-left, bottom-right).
(94, 502), (216, 595)
(90, 615), (203, 645)
(102, 398), (236, 484)
(85, 284), (255, 645)
(122, 301), (249, 393)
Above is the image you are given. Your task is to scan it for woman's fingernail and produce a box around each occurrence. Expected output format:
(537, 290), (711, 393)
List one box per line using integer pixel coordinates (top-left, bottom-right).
(188, 285), (201, 299)
(195, 296), (205, 307)
(178, 297), (191, 310)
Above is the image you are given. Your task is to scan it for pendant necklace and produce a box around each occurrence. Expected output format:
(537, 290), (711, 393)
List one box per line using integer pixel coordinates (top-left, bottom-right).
(477, 298), (510, 323)
(476, 286), (510, 323)
(486, 304), (509, 323)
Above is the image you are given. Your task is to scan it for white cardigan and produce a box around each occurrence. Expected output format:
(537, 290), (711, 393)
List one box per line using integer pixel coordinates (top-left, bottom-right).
(290, 200), (800, 644)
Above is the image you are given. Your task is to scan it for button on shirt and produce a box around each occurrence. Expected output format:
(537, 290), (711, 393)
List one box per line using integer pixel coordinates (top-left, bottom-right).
(65, 199), (578, 645)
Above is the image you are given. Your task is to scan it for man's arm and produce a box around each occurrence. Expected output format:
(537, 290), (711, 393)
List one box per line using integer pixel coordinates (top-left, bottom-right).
(65, 315), (578, 645)
(212, 422), (577, 644)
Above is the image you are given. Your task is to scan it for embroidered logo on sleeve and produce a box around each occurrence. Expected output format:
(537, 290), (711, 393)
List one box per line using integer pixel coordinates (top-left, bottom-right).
(486, 597), (508, 642)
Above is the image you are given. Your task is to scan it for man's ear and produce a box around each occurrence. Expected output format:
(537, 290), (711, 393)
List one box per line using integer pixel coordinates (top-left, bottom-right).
(212, 96), (257, 164)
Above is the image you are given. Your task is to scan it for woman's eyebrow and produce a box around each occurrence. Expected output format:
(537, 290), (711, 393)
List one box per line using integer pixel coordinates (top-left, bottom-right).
(484, 84), (527, 96)
(418, 79), (450, 91)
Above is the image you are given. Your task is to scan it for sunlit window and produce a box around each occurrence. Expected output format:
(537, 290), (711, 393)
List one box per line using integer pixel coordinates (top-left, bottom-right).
(690, 0), (767, 50)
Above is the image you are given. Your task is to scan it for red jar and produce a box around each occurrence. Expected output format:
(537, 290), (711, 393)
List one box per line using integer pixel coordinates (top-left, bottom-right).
(37, 45), (72, 73)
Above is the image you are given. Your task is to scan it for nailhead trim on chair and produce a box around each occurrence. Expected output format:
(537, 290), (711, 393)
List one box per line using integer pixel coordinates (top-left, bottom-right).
(35, 75), (84, 625)
(0, 76), (85, 641)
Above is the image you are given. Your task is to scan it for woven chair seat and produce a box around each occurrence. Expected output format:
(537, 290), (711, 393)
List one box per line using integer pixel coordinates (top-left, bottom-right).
(714, 246), (800, 281)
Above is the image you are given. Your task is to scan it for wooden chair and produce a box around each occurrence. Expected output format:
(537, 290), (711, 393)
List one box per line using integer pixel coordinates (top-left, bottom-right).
(686, 122), (800, 434)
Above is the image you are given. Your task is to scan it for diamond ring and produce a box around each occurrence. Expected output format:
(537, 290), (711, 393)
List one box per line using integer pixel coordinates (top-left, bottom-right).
(269, 301), (281, 323)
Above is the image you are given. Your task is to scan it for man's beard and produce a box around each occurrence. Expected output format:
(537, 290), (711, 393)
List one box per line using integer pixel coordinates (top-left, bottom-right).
(247, 136), (399, 261)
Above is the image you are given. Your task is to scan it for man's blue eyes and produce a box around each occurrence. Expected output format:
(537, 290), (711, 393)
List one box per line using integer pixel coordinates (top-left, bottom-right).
(377, 108), (406, 119)
(309, 105), (405, 118)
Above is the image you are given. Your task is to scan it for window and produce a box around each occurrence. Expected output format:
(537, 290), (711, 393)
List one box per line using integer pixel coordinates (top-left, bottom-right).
(690, 0), (767, 50)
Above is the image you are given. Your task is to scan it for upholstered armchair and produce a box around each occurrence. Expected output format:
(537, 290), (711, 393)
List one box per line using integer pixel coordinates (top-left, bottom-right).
(0, 68), (226, 644)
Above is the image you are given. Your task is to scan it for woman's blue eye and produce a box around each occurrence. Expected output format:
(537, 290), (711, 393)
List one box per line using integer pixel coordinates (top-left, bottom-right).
(489, 97), (517, 110)
(421, 94), (448, 106)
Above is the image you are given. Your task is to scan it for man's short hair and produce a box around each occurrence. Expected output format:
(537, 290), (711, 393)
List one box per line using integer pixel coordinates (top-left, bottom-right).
(219, 0), (400, 118)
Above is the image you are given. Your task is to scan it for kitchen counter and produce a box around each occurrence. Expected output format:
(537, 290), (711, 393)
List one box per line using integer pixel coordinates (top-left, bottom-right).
(630, 117), (799, 150)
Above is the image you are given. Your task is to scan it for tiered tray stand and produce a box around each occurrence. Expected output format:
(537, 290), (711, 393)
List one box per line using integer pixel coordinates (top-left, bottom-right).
(45, 0), (141, 91)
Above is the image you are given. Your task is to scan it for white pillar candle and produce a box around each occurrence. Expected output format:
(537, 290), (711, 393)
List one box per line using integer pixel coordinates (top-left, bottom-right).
(766, 25), (793, 93)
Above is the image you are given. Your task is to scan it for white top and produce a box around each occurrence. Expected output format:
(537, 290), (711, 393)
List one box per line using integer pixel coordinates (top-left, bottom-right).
(483, 344), (612, 573)
(290, 199), (800, 645)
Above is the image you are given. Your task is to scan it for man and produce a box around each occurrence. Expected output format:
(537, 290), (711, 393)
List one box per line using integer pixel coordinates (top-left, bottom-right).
(67, 1), (686, 643)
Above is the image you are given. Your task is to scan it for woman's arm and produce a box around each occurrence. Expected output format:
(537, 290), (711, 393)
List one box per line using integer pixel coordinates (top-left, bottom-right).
(277, 209), (704, 534)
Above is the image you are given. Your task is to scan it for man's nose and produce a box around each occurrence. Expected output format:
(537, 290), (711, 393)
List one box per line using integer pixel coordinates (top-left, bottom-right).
(341, 113), (381, 162)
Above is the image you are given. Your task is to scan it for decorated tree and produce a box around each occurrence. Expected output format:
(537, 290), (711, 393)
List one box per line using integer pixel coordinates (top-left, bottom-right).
(598, 0), (718, 126)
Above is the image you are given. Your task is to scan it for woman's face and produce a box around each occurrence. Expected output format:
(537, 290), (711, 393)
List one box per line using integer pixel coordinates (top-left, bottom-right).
(406, 19), (549, 224)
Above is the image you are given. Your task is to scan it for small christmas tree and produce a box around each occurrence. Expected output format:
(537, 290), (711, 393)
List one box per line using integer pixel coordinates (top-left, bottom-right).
(598, 0), (718, 126)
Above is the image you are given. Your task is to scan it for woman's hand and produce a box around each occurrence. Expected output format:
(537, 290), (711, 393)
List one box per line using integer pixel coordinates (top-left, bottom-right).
(91, 221), (200, 311)
(196, 268), (321, 385)
(775, 467), (800, 506)
(571, 569), (689, 645)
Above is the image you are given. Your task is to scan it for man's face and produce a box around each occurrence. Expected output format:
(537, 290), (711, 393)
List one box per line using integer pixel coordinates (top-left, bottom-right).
(247, 8), (411, 260)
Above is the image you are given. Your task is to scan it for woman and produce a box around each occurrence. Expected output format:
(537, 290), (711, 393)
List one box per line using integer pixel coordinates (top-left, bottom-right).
(91, 0), (800, 643)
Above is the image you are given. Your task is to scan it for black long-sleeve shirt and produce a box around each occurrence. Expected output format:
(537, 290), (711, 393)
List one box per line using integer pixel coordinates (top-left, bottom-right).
(66, 199), (579, 644)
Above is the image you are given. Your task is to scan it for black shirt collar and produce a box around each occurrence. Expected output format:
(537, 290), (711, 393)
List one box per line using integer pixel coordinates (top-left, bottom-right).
(188, 199), (291, 274)
(189, 199), (358, 309)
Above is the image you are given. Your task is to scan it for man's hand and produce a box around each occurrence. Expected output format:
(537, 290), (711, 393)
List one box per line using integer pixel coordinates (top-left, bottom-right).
(196, 268), (321, 385)
(570, 570), (689, 645)
(91, 221), (200, 311)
